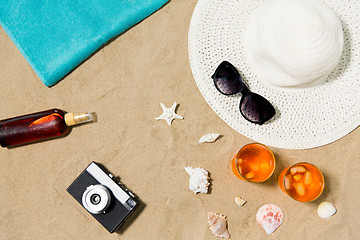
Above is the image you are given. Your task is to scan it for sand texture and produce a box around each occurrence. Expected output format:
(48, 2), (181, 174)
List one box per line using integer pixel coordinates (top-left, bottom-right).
(0, 1), (359, 239)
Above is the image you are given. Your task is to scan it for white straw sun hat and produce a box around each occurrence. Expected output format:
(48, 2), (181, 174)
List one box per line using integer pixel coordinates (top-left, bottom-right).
(188, 0), (360, 149)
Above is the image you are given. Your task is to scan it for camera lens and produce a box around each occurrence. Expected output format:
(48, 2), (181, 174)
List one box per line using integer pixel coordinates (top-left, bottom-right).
(82, 185), (111, 214)
(90, 194), (101, 205)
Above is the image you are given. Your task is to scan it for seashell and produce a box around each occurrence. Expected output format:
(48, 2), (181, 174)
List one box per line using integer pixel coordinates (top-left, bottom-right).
(199, 133), (221, 143)
(184, 166), (210, 194)
(256, 204), (284, 235)
(234, 196), (247, 207)
(317, 202), (336, 218)
(207, 212), (230, 239)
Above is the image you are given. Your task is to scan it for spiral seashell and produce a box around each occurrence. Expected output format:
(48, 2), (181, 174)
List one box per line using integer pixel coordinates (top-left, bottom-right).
(207, 212), (230, 239)
(245, 0), (344, 89)
(184, 166), (210, 194)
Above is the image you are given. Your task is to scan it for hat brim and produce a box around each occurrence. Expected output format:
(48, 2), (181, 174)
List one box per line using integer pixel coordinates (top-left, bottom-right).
(188, 0), (360, 149)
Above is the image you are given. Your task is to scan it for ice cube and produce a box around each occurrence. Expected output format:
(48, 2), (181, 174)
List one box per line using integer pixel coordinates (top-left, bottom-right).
(245, 172), (255, 179)
(290, 166), (306, 175)
(293, 174), (303, 182)
(260, 161), (270, 170)
(293, 182), (306, 196)
(304, 171), (312, 185)
(285, 175), (292, 190)
(249, 163), (260, 172)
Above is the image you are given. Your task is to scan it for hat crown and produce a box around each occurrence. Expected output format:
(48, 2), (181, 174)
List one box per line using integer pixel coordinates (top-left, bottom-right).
(245, 0), (344, 89)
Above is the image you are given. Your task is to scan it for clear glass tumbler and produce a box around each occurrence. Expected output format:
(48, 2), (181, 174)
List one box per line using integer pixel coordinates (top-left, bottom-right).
(231, 143), (275, 182)
(278, 162), (324, 202)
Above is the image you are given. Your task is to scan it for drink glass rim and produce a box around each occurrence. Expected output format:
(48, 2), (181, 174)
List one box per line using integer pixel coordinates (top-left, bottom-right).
(235, 143), (275, 182)
(283, 162), (325, 202)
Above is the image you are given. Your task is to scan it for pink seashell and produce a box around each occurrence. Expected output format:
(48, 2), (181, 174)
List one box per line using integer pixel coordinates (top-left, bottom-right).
(256, 204), (284, 235)
(207, 212), (230, 239)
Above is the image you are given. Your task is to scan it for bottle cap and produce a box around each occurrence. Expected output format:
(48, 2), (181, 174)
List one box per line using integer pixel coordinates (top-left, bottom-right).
(65, 112), (95, 126)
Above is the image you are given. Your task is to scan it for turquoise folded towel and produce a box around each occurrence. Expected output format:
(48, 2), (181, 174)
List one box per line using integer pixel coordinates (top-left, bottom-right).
(0, 0), (168, 87)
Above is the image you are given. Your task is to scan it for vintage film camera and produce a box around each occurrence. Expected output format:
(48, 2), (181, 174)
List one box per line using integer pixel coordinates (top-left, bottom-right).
(67, 162), (138, 233)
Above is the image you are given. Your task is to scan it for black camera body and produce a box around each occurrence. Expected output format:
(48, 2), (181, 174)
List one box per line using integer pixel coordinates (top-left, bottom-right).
(67, 162), (138, 233)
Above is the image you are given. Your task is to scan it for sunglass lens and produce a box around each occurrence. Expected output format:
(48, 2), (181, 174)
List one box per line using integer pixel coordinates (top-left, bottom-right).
(240, 92), (275, 125)
(212, 61), (242, 95)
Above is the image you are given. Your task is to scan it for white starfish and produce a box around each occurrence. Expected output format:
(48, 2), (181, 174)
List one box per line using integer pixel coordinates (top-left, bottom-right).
(155, 102), (183, 126)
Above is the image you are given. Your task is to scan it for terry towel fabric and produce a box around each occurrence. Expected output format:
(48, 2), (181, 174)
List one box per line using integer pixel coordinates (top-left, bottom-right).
(0, 0), (168, 87)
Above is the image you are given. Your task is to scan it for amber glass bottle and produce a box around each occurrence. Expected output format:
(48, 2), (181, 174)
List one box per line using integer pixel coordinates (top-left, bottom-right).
(0, 109), (94, 148)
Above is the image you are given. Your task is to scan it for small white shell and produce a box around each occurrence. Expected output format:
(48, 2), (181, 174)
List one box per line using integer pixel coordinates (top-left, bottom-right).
(234, 196), (247, 206)
(184, 166), (210, 194)
(317, 202), (337, 218)
(207, 212), (230, 239)
(199, 133), (221, 143)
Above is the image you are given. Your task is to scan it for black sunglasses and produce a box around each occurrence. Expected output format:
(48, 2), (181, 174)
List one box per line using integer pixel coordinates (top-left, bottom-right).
(212, 61), (275, 125)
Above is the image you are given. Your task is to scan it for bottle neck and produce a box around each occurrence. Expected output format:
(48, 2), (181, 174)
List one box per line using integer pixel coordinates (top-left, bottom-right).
(64, 112), (94, 126)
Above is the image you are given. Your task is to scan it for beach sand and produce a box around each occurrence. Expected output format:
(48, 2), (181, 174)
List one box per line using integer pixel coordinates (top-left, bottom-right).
(0, 1), (359, 239)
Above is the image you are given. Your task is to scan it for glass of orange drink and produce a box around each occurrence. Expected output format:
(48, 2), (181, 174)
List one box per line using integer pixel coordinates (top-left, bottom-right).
(278, 162), (324, 202)
(231, 143), (275, 182)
